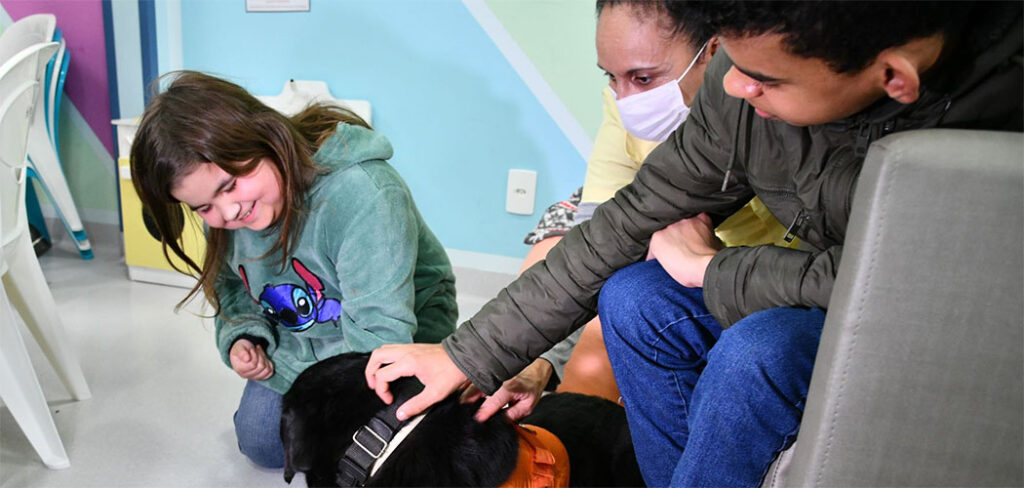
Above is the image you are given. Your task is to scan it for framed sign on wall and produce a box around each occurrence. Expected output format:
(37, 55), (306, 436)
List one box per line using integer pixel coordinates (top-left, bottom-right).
(245, 0), (310, 12)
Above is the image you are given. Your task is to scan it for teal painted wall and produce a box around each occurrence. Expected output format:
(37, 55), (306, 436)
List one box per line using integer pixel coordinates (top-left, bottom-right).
(6, 0), (607, 260)
(176, 0), (605, 259)
(485, 0), (604, 139)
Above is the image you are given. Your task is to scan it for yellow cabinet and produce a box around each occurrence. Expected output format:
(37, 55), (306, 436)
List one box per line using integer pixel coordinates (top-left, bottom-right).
(113, 118), (205, 288)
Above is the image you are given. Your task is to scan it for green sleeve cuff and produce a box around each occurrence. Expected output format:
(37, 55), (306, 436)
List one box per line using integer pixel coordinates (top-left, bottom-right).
(215, 314), (277, 369)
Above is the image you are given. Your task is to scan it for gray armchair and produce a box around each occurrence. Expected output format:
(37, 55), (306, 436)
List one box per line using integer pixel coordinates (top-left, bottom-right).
(764, 129), (1023, 487)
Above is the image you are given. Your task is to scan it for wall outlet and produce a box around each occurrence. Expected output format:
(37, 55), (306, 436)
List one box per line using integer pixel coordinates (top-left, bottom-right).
(506, 169), (537, 215)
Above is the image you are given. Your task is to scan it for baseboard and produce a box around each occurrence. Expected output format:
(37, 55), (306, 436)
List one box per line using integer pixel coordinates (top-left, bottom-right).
(40, 217), (122, 256)
(128, 266), (198, 289)
(40, 205), (120, 227)
(444, 248), (522, 276)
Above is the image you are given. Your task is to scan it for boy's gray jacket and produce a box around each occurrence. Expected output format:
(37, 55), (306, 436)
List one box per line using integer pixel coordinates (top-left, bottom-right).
(447, 11), (1022, 393)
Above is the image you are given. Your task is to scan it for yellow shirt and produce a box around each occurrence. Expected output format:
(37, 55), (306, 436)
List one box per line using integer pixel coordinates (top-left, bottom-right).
(581, 88), (797, 248)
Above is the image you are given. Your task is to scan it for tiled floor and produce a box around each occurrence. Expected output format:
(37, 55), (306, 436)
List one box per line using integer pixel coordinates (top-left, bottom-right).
(0, 228), (515, 487)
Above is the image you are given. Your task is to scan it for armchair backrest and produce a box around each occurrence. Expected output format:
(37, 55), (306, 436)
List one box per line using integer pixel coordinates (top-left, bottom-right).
(766, 129), (1023, 486)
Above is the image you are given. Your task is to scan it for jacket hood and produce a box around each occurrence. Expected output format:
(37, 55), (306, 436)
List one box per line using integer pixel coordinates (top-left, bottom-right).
(830, 3), (1022, 130)
(948, 3), (1023, 93)
(313, 123), (394, 171)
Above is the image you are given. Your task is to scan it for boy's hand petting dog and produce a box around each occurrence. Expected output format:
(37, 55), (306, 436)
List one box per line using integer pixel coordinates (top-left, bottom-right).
(290, 352), (646, 487)
(366, 343), (470, 421)
(462, 358), (552, 422)
(229, 338), (274, 380)
(647, 212), (723, 287)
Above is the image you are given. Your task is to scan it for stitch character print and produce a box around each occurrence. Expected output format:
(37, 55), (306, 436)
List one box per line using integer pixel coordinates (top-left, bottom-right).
(238, 258), (342, 332)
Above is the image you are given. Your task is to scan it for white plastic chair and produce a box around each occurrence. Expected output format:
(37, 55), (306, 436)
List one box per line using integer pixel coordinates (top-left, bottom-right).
(1, 207), (69, 469)
(0, 14), (53, 65)
(0, 14), (92, 259)
(45, 29), (68, 159)
(0, 40), (90, 468)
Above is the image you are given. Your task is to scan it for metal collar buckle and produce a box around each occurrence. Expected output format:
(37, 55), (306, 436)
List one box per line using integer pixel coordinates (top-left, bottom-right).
(352, 425), (387, 459)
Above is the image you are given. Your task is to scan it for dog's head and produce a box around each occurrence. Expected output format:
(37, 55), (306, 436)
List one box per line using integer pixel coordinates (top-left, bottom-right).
(281, 353), (384, 486)
(281, 352), (519, 487)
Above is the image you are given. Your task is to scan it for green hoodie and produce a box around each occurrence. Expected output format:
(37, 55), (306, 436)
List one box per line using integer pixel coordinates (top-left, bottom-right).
(214, 123), (456, 394)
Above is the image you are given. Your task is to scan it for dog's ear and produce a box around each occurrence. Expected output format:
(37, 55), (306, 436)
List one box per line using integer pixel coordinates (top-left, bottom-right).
(281, 407), (313, 484)
(281, 412), (297, 483)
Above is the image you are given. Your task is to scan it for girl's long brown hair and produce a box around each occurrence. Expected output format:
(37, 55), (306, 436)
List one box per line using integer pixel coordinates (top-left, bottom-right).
(130, 71), (369, 314)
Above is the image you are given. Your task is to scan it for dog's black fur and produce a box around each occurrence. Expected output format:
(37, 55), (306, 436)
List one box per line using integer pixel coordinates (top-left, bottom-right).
(281, 352), (644, 487)
(522, 393), (643, 487)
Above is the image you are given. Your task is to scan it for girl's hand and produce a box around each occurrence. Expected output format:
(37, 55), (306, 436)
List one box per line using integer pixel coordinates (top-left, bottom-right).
(462, 358), (552, 422)
(230, 338), (275, 380)
(365, 343), (470, 421)
(646, 213), (723, 287)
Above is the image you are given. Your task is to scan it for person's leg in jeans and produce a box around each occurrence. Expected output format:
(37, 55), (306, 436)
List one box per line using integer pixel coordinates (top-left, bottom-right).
(234, 380), (284, 468)
(601, 259), (825, 487)
(671, 306), (825, 487)
(600, 260), (724, 487)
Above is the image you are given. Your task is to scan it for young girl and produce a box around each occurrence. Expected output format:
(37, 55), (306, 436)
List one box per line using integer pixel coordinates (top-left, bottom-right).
(130, 71), (457, 469)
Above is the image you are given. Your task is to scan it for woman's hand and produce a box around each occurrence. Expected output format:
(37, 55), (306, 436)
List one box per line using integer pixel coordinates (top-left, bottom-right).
(462, 359), (553, 422)
(647, 213), (723, 287)
(365, 343), (470, 421)
(229, 338), (274, 380)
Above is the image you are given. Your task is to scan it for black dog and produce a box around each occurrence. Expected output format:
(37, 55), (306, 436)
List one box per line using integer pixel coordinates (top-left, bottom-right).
(281, 352), (644, 487)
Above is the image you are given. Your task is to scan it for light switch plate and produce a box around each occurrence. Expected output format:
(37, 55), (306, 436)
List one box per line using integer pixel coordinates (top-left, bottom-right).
(506, 169), (537, 215)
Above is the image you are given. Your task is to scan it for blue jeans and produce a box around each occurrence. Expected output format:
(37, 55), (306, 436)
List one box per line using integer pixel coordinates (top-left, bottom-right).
(234, 380), (284, 468)
(600, 260), (825, 487)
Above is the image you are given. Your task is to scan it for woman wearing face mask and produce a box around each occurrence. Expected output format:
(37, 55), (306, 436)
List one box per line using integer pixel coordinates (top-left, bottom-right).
(462, 0), (797, 419)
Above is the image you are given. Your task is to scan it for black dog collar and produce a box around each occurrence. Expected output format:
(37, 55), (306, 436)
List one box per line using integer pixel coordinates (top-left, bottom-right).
(337, 379), (424, 487)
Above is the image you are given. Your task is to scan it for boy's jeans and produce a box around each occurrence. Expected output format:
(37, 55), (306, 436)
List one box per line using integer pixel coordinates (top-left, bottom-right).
(600, 260), (825, 487)
(234, 380), (285, 468)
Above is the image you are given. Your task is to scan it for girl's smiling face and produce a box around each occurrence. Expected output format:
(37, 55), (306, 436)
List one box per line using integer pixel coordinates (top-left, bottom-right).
(171, 158), (284, 231)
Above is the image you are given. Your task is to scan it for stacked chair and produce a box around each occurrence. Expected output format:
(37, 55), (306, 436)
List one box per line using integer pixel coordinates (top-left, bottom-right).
(0, 17), (91, 469)
(2, 14), (91, 259)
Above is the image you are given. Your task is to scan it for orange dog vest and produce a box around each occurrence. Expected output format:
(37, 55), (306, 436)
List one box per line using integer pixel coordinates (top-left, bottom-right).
(499, 424), (571, 488)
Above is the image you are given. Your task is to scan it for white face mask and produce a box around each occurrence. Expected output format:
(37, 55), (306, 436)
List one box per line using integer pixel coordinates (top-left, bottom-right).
(613, 41), (708, 142)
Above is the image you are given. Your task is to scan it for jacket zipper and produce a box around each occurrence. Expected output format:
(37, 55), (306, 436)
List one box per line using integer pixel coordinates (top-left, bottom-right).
(854, 123), (872, 158)
(783, 209), (810, 243)
(856, 119), (898, 157)
(882, 119), (895, 135)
